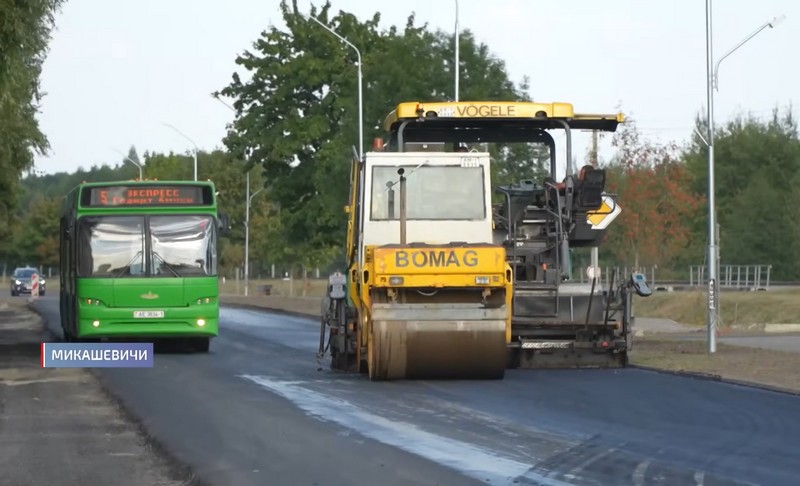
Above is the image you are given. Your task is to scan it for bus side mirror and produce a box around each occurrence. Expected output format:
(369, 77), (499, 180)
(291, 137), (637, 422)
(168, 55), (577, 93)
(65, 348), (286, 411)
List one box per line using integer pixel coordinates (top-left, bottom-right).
(218, 213), (230, 235)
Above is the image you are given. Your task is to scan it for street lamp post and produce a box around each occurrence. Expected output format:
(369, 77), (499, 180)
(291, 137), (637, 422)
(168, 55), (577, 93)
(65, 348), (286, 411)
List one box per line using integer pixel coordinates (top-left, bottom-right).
(308, 14), (364, 162)
(244, 178), (264, 296)
(704, 0), (784, 354)
(712, 14), (786, 91)
(163, 122), (199, 181)
(454, 0), (459, 101)
(704, 0), (718, 354)
(212, 93), (263, 296)
(111, 148), (143, 179)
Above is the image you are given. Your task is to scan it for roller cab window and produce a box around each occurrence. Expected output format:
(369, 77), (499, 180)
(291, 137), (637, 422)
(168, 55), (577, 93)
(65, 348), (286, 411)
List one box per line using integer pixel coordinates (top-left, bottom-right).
(370, 165), (486, 221)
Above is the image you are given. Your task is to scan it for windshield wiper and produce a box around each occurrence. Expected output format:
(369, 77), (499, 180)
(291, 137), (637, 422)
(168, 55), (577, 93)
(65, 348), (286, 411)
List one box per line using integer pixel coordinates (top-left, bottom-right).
(384, 159), (428, 192)
(114, 250), (143, 278)
(152, 251), (182, 277)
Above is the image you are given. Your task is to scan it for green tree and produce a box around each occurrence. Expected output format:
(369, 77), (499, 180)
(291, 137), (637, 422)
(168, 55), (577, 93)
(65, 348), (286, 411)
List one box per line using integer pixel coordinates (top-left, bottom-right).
(141, 151), (196, 181)
(0, 0), (65, 242)
(13, 195), (60, 266)
(19, 161), (132, 212)
(127, 145), (141, 166)
(683, 106), (800, 279)
(217, 0), (533, 261)
(787, 170), (800, 278)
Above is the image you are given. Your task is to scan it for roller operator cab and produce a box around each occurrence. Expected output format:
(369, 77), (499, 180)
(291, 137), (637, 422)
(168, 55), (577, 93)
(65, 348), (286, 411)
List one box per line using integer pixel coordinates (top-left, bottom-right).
(322, 100), (652, 376)
(320, 148), (514, 381)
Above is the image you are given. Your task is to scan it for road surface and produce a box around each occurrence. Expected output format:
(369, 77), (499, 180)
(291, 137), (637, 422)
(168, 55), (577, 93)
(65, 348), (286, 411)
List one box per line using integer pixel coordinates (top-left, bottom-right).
(34, 296), (800, 485)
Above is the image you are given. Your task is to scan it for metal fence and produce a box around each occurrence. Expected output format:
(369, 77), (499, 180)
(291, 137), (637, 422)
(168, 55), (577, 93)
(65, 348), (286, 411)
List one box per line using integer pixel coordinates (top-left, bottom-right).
(689, 265), (771, 291)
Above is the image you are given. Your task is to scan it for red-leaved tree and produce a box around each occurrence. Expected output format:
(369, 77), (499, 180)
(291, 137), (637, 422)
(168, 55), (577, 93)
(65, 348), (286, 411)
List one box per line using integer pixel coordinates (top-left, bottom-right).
(604, 119), (705, 270)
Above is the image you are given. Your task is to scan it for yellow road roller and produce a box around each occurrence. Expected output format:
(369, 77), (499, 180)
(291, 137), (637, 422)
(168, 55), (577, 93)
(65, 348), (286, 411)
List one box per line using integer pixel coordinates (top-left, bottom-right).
(319, 104), (514, 380)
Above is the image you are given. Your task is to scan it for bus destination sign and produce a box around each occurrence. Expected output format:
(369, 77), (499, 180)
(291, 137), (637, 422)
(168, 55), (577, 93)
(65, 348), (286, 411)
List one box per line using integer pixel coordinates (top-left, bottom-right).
(84, 185), (208, 207)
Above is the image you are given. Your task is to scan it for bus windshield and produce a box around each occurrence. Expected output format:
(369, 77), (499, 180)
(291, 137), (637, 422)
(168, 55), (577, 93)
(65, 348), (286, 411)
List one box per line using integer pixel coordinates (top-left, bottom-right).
(150, 215), (216, 277)
(77, 215), (217, 278)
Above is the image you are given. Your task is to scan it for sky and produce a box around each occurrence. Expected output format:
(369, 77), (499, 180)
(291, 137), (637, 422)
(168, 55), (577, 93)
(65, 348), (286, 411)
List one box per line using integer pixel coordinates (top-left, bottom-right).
(32, 0), (798, 179)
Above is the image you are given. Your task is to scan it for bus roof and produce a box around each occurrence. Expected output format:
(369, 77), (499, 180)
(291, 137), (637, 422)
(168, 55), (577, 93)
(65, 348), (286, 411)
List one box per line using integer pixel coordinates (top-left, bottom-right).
(75, 179), (216, 188)
(68, 180), (218, 211)
(382, 101), (625, 133)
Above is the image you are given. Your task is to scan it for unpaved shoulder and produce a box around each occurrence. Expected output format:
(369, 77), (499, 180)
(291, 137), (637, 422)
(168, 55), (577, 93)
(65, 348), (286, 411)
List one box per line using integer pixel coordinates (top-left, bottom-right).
(0, 299), (200, 486)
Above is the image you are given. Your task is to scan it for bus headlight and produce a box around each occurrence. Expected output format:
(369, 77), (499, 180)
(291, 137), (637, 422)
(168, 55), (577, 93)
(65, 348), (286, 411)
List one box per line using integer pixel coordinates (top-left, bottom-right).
(196, 297), (215, 305)
(197, 319), (206, 327)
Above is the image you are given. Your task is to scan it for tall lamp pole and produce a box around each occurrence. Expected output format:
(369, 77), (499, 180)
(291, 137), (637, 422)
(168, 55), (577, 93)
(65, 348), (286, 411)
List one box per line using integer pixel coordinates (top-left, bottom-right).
(111, 148), (143, 180)
(308, 14), (364, 162)
(244, 183), (264, 296)
(211, 93), (263, 296)
(163, 122), (199, 181)
(454, 0), (459, 101)
(704, 0), (784, 354)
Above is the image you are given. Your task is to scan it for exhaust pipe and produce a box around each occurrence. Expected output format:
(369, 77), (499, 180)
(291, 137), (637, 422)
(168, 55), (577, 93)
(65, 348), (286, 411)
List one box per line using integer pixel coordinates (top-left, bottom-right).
(398, 168), (407, 244)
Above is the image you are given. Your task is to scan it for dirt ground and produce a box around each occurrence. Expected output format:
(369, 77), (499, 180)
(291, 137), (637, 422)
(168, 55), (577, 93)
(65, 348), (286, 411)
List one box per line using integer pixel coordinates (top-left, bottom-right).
(220, 295), (800, 395)
(0, 298), (199, 486)
(630, 336), (800, 394)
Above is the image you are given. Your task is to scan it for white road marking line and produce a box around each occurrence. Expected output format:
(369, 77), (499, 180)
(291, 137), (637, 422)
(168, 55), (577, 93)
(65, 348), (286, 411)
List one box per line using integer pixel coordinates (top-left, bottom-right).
(694, 471), (705, 485)
(562, 448), (615, 481)
(632, 459), (651, 486)
(240, 374), (572, 486)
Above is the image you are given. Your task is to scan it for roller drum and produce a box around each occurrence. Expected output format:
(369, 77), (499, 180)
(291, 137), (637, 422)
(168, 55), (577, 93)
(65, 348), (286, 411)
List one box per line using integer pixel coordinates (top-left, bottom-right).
(369, 303), (508, 381)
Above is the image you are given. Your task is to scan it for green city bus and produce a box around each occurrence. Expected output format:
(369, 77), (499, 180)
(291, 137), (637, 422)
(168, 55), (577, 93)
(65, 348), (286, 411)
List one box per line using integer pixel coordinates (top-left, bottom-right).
(59, 180), (229, 352)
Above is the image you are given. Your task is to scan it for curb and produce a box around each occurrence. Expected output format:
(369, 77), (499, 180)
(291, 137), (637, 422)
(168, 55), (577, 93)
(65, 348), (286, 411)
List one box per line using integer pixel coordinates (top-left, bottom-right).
(220, 301), (319, 321)
(629, 364), (800, 397)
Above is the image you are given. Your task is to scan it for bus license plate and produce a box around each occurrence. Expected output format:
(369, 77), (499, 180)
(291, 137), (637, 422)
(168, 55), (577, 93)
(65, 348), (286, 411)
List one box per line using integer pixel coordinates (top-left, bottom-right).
(133, 310), (164, 318)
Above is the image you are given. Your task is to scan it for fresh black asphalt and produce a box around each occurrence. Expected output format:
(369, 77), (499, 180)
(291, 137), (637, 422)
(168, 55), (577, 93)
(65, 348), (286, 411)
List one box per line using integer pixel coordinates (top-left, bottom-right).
(33, 296), (800, 485)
